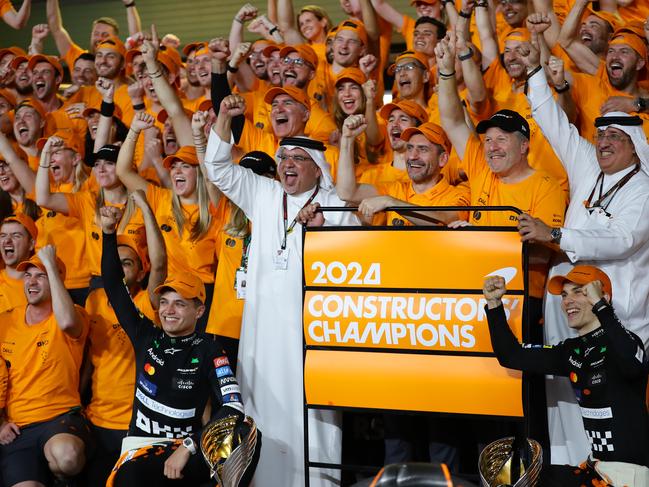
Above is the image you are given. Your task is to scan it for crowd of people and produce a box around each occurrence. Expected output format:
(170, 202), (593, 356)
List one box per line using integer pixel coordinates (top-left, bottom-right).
(0, 0), (648, 485)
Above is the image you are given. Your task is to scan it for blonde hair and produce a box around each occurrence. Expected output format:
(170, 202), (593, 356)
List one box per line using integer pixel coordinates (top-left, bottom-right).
(298, 6), (332, 34)
(73, 159), (89, 192)
(171, 167), (212, 241)
(94, 188), (135, 234)
(223, 202), (250, 238)
(333, 86), (371, 164)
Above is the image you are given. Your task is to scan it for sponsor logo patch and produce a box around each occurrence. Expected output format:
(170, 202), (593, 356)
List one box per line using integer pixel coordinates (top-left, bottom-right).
(138, 373), (158, 396)
(216, 365), (233, 378)
(214, 356), (229, 368)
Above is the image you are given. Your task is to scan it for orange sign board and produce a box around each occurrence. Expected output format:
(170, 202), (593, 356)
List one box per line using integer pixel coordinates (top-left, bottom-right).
(303, 228), (526, 417)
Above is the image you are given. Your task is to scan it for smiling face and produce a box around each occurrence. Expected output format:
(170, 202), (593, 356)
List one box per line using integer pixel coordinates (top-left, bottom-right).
(483, 127), (528, 177)
(162, 119), (178, 155)
(579, 15), (611, 56)
(0, 161), (21, 193)
(49, 147), (78, 184)
(387, 109), (419, 151)
(561, 282), (600, 335)
(405, 133), (446, 183)
(395, 59), (428, 99)
(413, 22), (439, 56)
(23, 265), (51, 305)
(606, 44), (645, 90)
(90, 22), (116, 52)
(248, 42), (270, 80)
(595, 127), (638, 174)
(13, 106), (44, 147)
(270, 94), (309, 138)
(14, 60), (32, 94)
(281, 52), (315, 88)
(158, 290), (204, 336)
(0, 222), (34, 268)
(333, 30), (365, 68)
(277, 147), (321, 195)
(93, 158), (119, 189)
(503, 39), (528, 80)
(118, 245), (145, 288)
(194, 52), (212, 87)
(31, 62), (60, 102)
(95, 48), (123, 79)
(265, 50), (283, 86)
(72, 58), (98, 86)
(499, 0), (528, 27)
(0, 96), (13, 116)
(169, 160), (198, 198)
(299, 11), (327, 42)
(336, 80), (363, 115)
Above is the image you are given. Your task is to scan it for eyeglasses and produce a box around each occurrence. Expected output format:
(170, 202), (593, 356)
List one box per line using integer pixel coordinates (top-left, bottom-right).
(277, 154), (313, 163)
(283, 57), (314, 69)
(595, 131), (629, 144)
(393, 62), (424, 74)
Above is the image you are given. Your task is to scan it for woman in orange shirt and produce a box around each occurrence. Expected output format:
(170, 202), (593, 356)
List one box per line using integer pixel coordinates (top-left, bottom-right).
(0, 133), (40, 220)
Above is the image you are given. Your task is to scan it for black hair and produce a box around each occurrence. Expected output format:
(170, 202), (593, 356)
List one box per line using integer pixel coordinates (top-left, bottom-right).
(415, 16), (447, 39)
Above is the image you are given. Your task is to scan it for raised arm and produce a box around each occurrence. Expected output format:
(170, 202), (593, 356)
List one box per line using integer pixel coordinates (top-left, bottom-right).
(362, 80), (382, 146)
(436, 35), (472, 160)
(474, 0), (499, 70)
(228, 3), (258, 52)
(29, 24), (50, 55)
(116, 112), (152, 192)
(336, 115), (378, 202)
(209, 38), (245, 143)
(557, 0), (601, 75)
(359, 0), (381, 58)
(40, 245), (85, 338)
(93, 77), (116, 152)
(276, 0), (307, 45)
(455, 31), (487, 107)
(369, 0), (404, 31)
(46, 0), (74, 58)
(35, 137), (71, 214)
(122, 0), (142, 36)
(192, 111), (221, 207)
(2, 0), (31, 29)
(0, 132), (34, 194)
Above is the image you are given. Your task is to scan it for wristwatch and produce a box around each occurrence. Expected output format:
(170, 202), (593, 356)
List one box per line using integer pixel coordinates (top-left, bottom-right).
(635, 97), (647, 112)
(550, 227), (562, 244)
(182, 436), (197, 455)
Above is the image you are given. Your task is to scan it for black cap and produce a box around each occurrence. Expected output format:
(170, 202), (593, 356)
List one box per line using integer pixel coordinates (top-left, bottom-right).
(91, 144), (120, 165)
(476, 109), (530, 139)
(239, 151), (276, 177)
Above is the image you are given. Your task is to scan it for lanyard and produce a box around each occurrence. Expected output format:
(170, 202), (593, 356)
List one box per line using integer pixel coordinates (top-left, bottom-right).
(281, 186), (319, 250)
(583, 164), (640, 213)
(239, 234), (251, 270)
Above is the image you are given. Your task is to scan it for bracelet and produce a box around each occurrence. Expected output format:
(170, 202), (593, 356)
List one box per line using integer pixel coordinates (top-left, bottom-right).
(124, 1), (135, 7)
(148, 69), (163, 79)
(129, 128), (141, 135)
(269, 26), (279, 35)
(101, 100), (115, 117)
(438, 70), (456, 78)
(39, 164), (50, 169)
(459, 10), (472, 18)
(195, 145), (206, 152)
(234, 16), (243, 24)
(476, 2), (488, 7)
(226, 63), (239, 73)
(458, 48), (474, 61)
(554, 80), (570, 93)
(132, 102), (145, 110)
(526, 64), (542, 79)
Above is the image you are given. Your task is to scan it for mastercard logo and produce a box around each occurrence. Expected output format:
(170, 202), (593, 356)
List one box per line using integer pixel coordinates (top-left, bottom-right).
(570, 372), (578, 383)
(144, 363), (155, 376)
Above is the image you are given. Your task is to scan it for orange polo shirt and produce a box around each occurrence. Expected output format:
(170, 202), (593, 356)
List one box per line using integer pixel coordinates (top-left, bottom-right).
(377, 176), (470, 226)
(0, 269), (25, 315)
(359, 161), (409, 185)
(146, 184), (220, 283)
(0, 304), (89, 427)
(0, 358), (6, 409)
(482, 59), (568, 193)
(63, 42), (86, 72)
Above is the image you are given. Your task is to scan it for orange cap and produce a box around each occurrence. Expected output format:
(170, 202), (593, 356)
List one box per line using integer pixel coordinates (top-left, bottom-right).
(379, 99), (429, 124)
(583, 6), (623, 32)
(15, 98), (47, 121)
(0, 88), (17, 108)
(125, 48), (142, 66)
(162, 145), (199, 170)
(609, 32), (647, 61)
(335, 67), (366, 86)
(16, 253), (66, 281)
(157, 50), (181, 87)
(0, 47), (26, 61)
(37, 130), (84, 155)
(388, 50), (430, 76)
(336, 19), (368, 47)
(263, 85), (310, 109)
(9, 55), (29, 71)
(548, 265), (612, 298)
(96, 36), (126, 59)
(410, 0), (438, 5)
(182, 41), (207, 57)
(27, 54), (64, 78)
(505, 28), (531, 43)
(194, 45), (211, 59)
(82, 103), (123, 120)
(262, 43), (282, 57)
(279, 44), (319, 69)
(2, 213), (38, 241)
(401, 121), (451, 154)
(154, 274), (206, 302)
(157, 106), (193, 124)
(197, 99), (213, 112)
(160, 46), (183, 70)
(326, 26), (339, 40)
(117, 234), (150, 273)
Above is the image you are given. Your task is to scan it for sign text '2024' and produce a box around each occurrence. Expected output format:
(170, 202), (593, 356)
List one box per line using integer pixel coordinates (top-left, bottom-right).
(311, 262), (381, 285)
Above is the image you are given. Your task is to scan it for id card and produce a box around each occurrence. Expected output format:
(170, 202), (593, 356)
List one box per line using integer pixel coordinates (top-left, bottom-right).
(273, 248), (289, 270)
(235, 269), (247, 299)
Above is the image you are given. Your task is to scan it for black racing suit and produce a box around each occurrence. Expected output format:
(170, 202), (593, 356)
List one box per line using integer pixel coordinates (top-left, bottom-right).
(486, 301), (649, 467)
(101, 231), (244, 475)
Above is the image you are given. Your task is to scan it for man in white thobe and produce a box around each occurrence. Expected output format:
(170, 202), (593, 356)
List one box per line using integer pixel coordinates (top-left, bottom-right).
(204, 94), (359, 487)
(520, 51), (649, 466)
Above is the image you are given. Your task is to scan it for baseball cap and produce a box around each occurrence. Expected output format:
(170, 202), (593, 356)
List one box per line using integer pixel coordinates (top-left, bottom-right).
(504, 28), (531, 43)
(0, 47), (26, 61)
(15, 98), (47, 121)
(2, 213), (38, 241)
(37, 131), (84, 155)
(335, 67), (366, 86)
(124, 48), (142, 75)
(379, 99), (429, 124)
(264, 85), (310, 109)
(117, 234), (150, 273)
(547, 265), (612, 298)
(262, 43), (283, 58)
(239, 150), (277, 177)
(0, 88), (17, 108)
(336, 19), (368, 47)
(17, 253), (66, 281)
(157, 50), (181, 81)
(401, 122), (451, 154)
(157, 107), (193, 124)
(9, 55), (29, 71)
(388, 50), (430, 76)
(96, 36), (126, 59)
(476, 109), (530, 139)
(27, 55), (64, 78)
(182, 42), (207, 57)
(279, 44), (318, 69)
(91, 144), (120, 164)
(582, 6), (622, 32)
(410, 0), (438, 4)
(154, 274), (206, 303)
(162, 145), (199, 170)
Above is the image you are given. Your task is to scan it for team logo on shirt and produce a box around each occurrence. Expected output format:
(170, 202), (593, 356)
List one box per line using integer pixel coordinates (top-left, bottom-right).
(164, 348), (182, 355)
(172, 377), (195, 390)
(219, 376), (237, 386)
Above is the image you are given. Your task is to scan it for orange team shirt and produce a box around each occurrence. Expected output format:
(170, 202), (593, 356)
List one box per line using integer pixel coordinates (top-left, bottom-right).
(401, 15), (416, 52)
(618, 1), (649, 23)
(359, 161), (409, 185)
(571, 62), (649, 143)
(182, 94), (209, 113)
(146, 184), (220, 283)
(0, 269), (25, 314)
(0, 304), (89, 426)
(462, 135), (566, 297)
(206, 200), (245, 339)
(0, 358), (6, 409)
(85, 287), (153, 429)
(64, 191), (145, 277)
(310, 43), (331, 109)
(64, 83), (135, 126)
(482, 59), (569, 193)
(63, 42), (86, 72)
(44, 108), (87, 153)
(377, 176), (470, 226)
